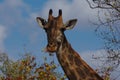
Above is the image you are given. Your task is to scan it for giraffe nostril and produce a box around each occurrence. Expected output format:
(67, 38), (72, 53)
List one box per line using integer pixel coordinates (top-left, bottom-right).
(49, 42), (54, 46)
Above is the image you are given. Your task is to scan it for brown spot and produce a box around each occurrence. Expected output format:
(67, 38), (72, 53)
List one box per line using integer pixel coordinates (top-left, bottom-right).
(82, 66), (96, 78)
(60, 58), (64, 63)
(68, 70), (77, 80)
(83, 66), (91, 74)
(74, 56), (82, 66)
(64, 62), (69, 68)
(88, 79), (96, 80)
(76, 67), (86, 79)
(68, 54), (74, 63)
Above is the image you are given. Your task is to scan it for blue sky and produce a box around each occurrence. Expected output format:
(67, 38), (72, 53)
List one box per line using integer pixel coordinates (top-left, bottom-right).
(0, 0), (104, 64)
(0, 0), (108, 74)
(0, 0), (106, 74)
(1, 0), (120, 79)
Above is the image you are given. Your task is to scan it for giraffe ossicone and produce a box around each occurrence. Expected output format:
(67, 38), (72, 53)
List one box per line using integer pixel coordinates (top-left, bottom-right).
(36, 9), (103, 80)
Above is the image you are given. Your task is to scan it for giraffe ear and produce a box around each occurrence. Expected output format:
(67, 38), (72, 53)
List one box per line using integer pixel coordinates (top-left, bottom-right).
(36, 17), (47, 28)
(64, 19), (77, 30)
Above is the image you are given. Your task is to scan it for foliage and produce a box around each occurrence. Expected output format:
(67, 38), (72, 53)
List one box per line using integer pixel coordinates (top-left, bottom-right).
(0, 53), (66, 80)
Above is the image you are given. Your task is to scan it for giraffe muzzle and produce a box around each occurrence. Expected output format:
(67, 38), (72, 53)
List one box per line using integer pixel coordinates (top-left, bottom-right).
(46, 42), (58, 52)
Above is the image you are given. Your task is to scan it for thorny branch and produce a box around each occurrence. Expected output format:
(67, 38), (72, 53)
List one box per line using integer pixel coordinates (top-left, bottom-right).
(86, 0), (120, 12)
(86, 0), (120, 79)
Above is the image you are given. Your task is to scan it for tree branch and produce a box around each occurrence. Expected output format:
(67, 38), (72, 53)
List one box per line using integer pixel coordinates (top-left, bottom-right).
(86, 0), (120, 12)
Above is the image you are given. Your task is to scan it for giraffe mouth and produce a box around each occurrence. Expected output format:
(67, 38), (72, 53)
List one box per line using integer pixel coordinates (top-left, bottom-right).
(46, 45), (57, 53)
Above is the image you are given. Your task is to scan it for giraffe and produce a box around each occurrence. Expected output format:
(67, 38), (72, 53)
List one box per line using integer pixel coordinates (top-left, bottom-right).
(36, 9), (103, 80)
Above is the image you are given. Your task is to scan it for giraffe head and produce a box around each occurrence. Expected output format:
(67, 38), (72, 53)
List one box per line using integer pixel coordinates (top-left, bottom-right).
(36, 9), (77, 53)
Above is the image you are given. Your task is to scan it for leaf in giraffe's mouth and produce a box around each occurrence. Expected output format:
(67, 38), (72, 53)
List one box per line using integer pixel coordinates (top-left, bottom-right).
(42, 46), (57, 53)
(47, 46), (57, 53)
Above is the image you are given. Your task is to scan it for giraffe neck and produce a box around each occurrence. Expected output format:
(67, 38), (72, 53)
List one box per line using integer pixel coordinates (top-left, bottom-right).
(56, 36), (103, 80)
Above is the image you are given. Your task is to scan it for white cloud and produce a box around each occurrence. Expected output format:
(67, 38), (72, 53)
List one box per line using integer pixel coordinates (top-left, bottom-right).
(3, 0), (25, 7)
(0, 0), (35, 44)
(40, 0), (99, 27)
(0, 25), (7, 52)
(0, 0), (29, 27)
